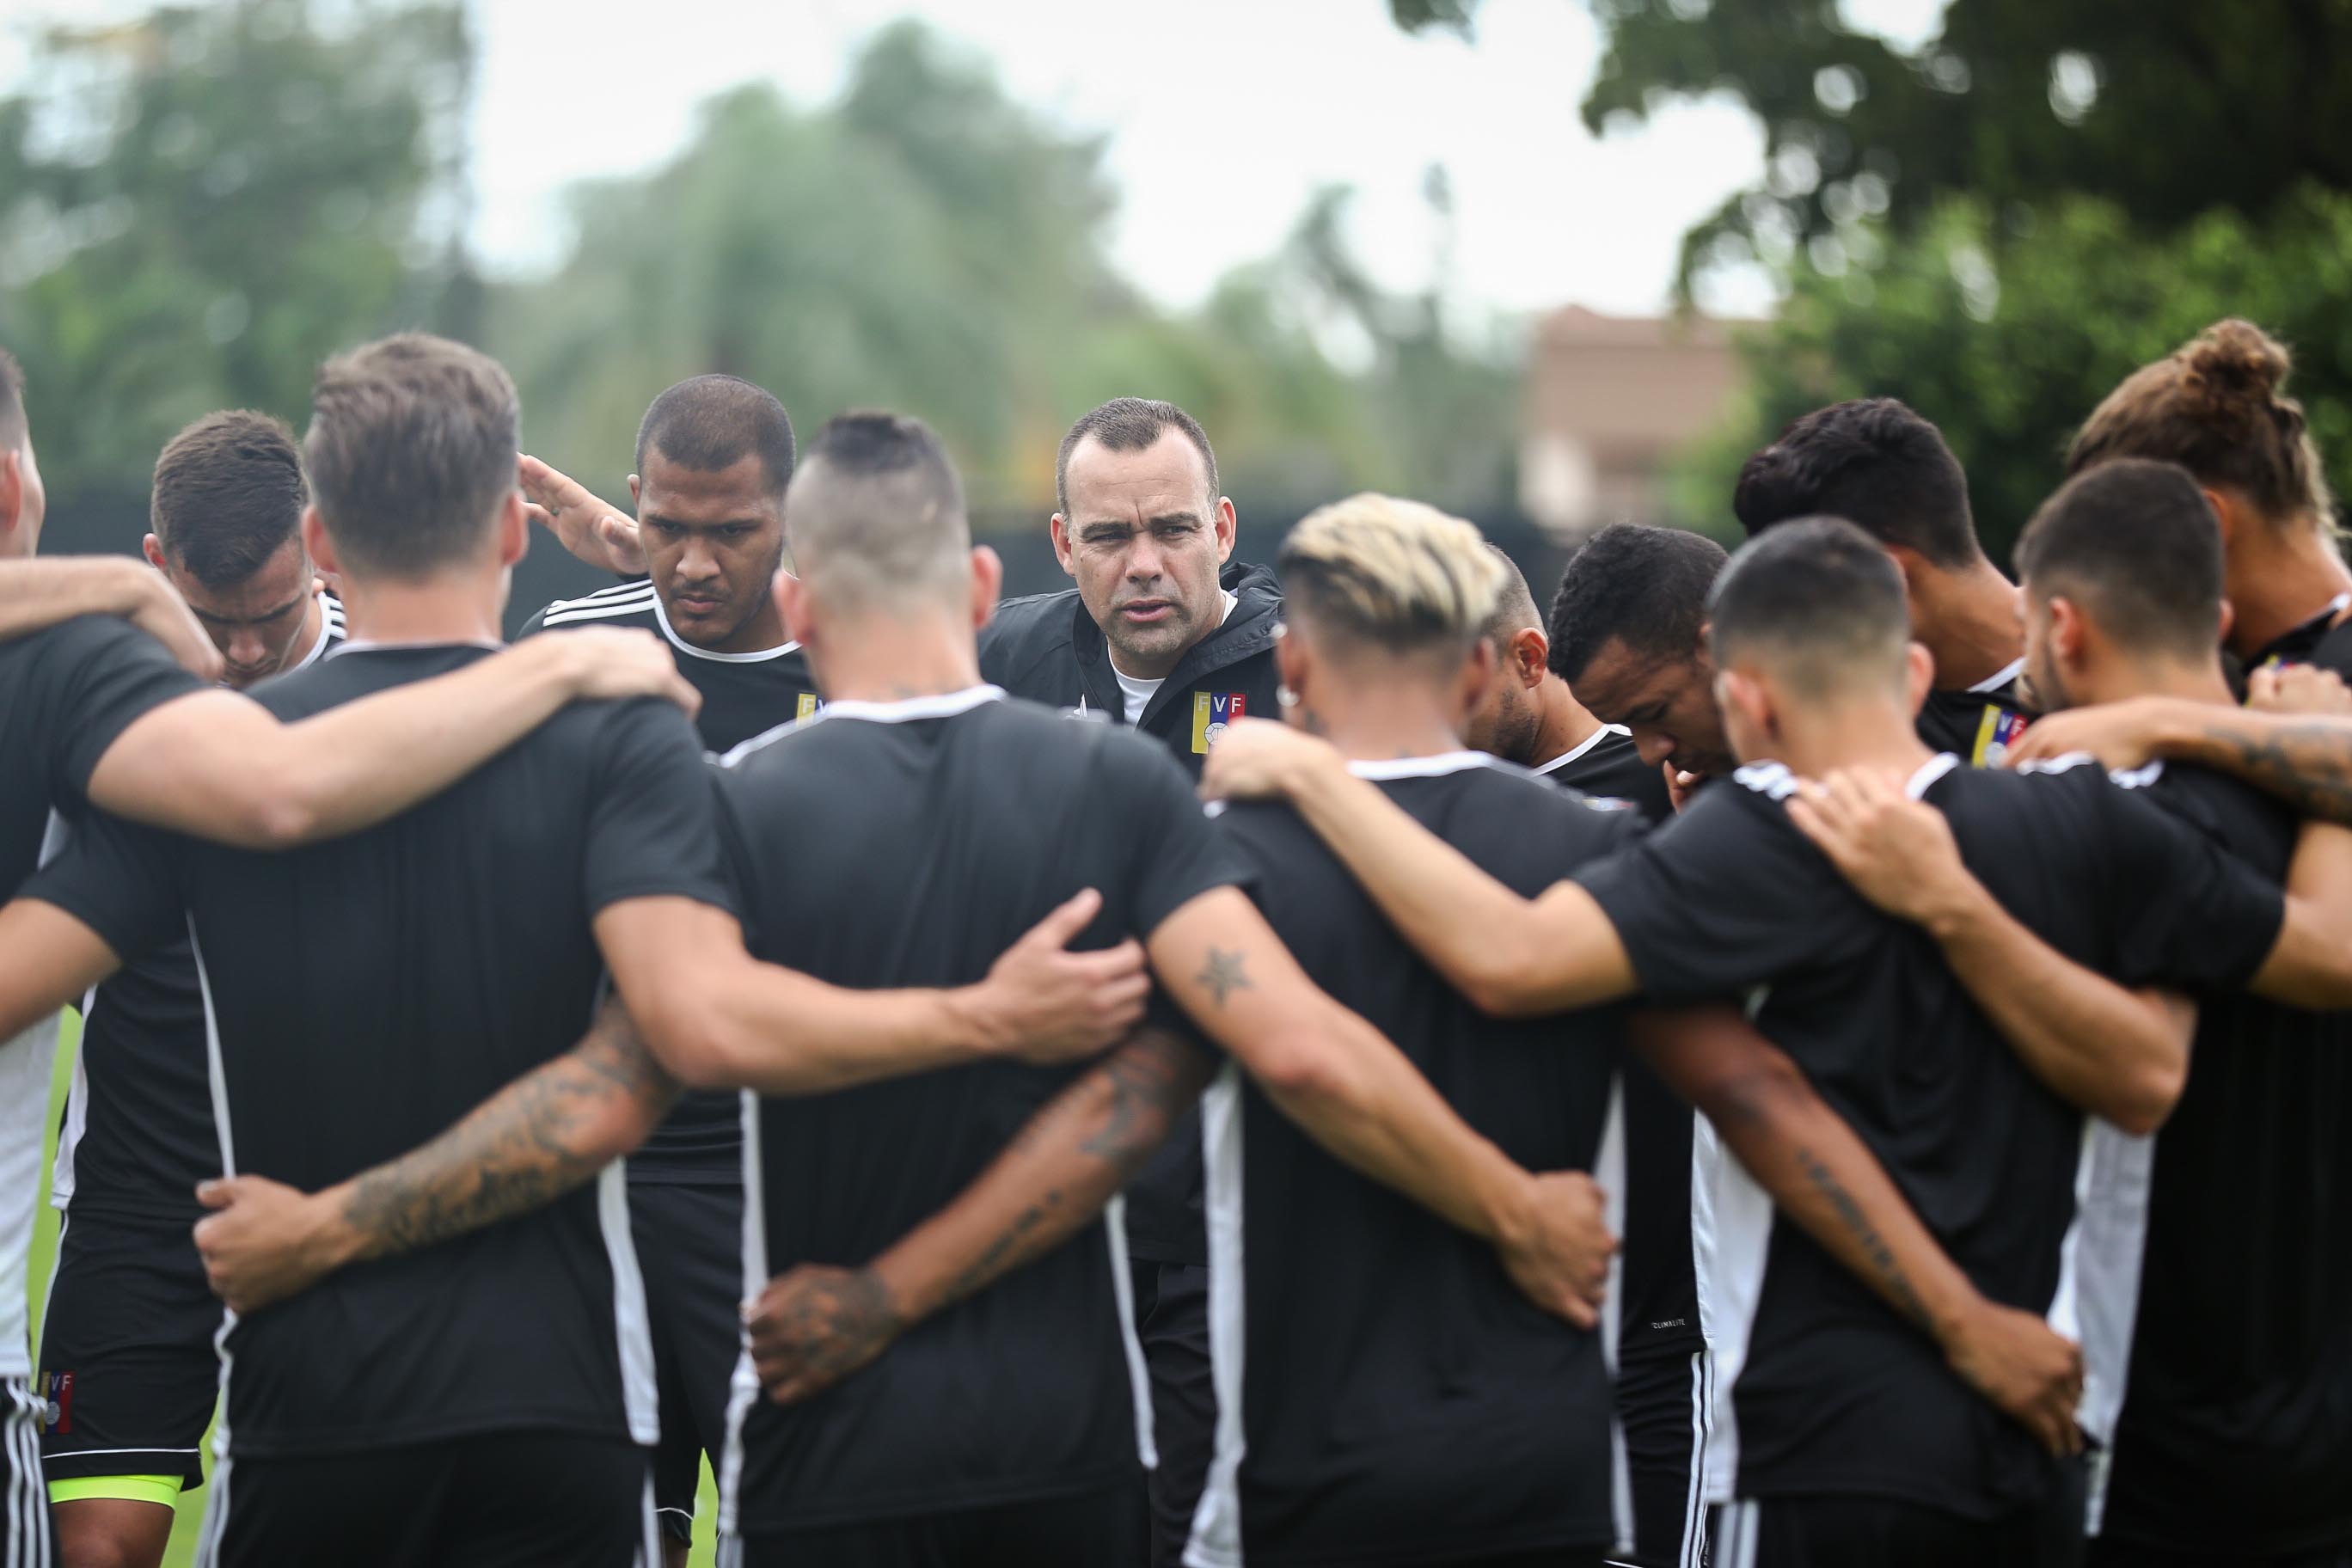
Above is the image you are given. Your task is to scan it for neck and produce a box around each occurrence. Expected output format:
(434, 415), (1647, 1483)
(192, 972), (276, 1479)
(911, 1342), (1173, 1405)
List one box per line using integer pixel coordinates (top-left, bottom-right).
(2075, 652), (2236, 711)
(707, 593), (790, 656)
(336, 569), (504, 647)
(1916, 559), (2023, 690)
(805, 606), (983, 703)
(1769, 698), (1937, 781)
(1527, 672), (1604, 768)
(1301, 683), (1466, 763)
(2226, 526), (2352, 658)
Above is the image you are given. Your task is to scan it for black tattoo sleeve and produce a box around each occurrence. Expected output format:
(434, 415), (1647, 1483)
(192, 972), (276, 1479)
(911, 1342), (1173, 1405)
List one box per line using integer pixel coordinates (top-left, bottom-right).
(340, 1008), (679, 1260)
(2202, 717), (2352, 824)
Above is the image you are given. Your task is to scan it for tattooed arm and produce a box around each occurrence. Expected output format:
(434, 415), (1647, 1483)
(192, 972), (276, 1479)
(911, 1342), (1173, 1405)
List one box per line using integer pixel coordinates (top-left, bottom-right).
(191, 1001), (677, 1313)
(2004, 691), (2352, 824)
(1633, 1004), (2084, 1457)
(747, 1027), (1216, 1402)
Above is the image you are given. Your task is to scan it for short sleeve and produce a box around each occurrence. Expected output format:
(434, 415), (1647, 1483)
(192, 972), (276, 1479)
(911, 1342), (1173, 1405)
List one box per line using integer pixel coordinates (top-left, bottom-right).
(43, 617), (206, 805)
(21, 809), (189, 965)
(1572, 781), (1839, 1005)
(1109, 734), (1254, 937)
(2101, 781), (2285, 989)
(583, 699), (738, 917)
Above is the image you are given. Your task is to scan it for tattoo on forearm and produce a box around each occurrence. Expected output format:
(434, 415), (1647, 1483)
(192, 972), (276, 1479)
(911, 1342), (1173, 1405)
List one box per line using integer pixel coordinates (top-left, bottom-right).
(1798, 1145), (1932, 1332)
(1081, 1037), (1191, 1164)
(2208, 719), (2352, 824)
(341, 1020), (677, 1259)
(1197, 947), (1252, 1007)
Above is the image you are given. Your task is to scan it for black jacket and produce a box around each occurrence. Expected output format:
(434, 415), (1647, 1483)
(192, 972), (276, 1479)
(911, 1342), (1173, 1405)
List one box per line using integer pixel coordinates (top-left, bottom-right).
(979, 559), (1284, 781)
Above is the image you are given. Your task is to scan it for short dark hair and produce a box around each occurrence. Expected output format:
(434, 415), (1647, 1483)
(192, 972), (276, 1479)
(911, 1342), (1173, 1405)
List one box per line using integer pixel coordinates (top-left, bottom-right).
(1547, 524), (1728, 684)
(788, 410), (968, 606)
(1708, 515), (1912, 695)
(1481, 542), (1540, 647)
(303, 334), (519, 580)
(1734, 398), (1981, 567)
(151, 411), (309, 589)
(0, 346), (24, 449)
(2016, 459), (2225, 661)
(634, 375), (796, 496)
(1055, 397), (1218, 518)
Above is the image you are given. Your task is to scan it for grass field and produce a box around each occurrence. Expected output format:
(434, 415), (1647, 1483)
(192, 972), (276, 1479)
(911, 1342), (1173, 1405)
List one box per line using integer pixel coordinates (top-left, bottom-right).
(26, 1013), (723, 1566)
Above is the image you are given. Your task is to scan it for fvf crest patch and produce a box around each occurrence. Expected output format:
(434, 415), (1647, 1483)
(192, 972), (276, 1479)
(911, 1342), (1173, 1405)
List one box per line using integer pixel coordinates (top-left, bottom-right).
(1192, 691), (1246, 753)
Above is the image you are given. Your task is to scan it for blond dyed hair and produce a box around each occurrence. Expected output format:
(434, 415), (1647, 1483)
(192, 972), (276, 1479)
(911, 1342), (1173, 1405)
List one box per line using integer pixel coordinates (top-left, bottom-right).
(1278, 493), (1505, 652)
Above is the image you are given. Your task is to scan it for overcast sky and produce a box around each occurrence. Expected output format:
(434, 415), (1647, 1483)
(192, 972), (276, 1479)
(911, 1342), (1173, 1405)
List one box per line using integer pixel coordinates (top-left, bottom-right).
(9, 0), (1948, 321)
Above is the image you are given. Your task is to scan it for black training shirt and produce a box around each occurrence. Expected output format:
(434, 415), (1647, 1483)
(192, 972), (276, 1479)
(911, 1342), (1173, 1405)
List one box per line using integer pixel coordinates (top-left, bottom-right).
(1575, 753), (2282, 1520)
(1914, 663), (2033, 765)
(711, 687), (1249, 1533)
(26, 644), (732, 1458)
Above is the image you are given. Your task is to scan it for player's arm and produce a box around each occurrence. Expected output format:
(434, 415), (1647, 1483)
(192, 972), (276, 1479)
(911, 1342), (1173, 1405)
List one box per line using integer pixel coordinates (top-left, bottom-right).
(2245, 818), (2352, 1008)
(1634, 1005), (2083, 1456)
(1148, 885), (1614, 1325)
(1201, 717), (1636, 1014)
(519, 453), (645, 576)
(0, 555), (221, 677)
(189, 1000), (677, 1313)
(1788, 769), (2196, 1136)
(596, 891), (1151, 1093)
(86, 628), (700, 848)
(2005, 679), (2352, 824)
(746, 1026), (1216, 1402)
(0, 898), (125, 1042)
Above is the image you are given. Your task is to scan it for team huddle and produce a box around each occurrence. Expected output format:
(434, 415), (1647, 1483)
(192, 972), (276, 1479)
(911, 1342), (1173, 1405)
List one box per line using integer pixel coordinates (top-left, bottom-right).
(0, 312), (2347, 1568)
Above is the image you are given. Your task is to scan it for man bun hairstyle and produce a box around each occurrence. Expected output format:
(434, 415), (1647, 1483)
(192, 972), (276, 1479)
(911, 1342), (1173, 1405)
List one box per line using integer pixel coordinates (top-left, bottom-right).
(1279, 493), (1504, 656)
(2016, 458), (2226, 662)
(303, 334), (520, 580)
(1547, 523), (1728, 685)
(2067, 318), (2335, 531)
(1733, 397), (1982, 567)
(152, 410), (309, 590)
(1055, 397), (1218, 518)
(636, 374), (797, 498)
(1708, 515), (1912, 698)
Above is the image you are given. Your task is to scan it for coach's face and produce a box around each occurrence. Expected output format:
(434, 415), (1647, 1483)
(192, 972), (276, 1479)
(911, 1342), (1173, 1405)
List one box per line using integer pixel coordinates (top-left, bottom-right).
(1054, 430), (1236, 681)
(1574, 636), (1735, 778)
(634, 450), (786, 653)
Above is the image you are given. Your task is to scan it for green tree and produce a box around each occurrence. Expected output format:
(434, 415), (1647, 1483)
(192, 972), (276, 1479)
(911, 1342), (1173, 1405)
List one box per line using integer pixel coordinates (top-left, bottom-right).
(0, 0), (475, 537)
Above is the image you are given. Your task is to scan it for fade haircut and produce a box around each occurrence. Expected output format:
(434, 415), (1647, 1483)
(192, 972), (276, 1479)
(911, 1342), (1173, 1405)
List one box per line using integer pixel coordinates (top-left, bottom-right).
(1279, 494), (1504, 658)
(0, 346), (22, 450)
(152, 411), (309, 589)
(303, 334), (518, 580)
(1547, 524), (1728, 684)
(1734, 398), (1982, 567)
(2017, 459), (2226, 662)
(635, 374), (796, 497)
(1708, 515), (1912, 698)
(1055, 397), (1219, 518)
(787, 411), (968, 609)
(1480, 542), (1541, 648)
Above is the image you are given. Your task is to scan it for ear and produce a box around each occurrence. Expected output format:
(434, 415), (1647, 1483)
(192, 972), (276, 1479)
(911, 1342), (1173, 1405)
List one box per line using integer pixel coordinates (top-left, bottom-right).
(970, 544), (1003, 631)
(2048, 594), (2086, 665)
(2215, 597), (2236, 648)
(1274, 623), (1309, 720)
(1049, 514), (1077, 577)
(496, 491), (529, 568)
(1882, 542), (1928, 591)
(143, 534), (168, 571)
(773, 567), (808, 645)
(1715, 666), (1771, 738)
(628, 474), (643, 508)
(1212, 495), (1238, 565)
(0, 450), (20, 543)
(1509, 626), (1548, 689)
(1903, 640), (1935, 715)
(301, 505), (340, 579)
(2202, 487), (2240, 547)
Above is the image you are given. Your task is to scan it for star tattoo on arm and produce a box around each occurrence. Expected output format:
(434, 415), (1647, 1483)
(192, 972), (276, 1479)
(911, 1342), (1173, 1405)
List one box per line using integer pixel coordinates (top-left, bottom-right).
(1197, 946), (1251, 1007)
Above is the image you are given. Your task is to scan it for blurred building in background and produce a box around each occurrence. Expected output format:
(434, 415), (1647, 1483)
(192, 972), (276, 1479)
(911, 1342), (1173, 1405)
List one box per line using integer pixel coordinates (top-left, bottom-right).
(1519, 305), (1744, 539)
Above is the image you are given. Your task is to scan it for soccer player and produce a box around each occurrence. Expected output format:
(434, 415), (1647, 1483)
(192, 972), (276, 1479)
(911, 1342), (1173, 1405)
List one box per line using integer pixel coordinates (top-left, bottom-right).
(0, 339), (1146, 1568)
(1814, 461), (2352, 1567)
(0, 344), (714, 1564)
(1468, 544), (1710, 1566)
(1543, 523), (1732, 805)
(39, 410), (346, 1568)
(1202, 517), (2352, 1566)
(1733, 399), (2032, 763)
(518, 375), (821, 1561)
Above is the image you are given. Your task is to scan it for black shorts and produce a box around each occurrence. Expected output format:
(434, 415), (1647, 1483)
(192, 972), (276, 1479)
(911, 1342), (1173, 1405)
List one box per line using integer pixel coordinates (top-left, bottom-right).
(629, 1178), (745, 1545)
(728, 1477), (1145, 1568)
(1133, 1259), (1213, 1568)
(1615, 1343), (1712, 1568)
(1714, 1490), (2081, 1568)
(5, 1379), (56, 1567)
(205, 1431), (652, 1568)
(36, 1207), (218, 1490)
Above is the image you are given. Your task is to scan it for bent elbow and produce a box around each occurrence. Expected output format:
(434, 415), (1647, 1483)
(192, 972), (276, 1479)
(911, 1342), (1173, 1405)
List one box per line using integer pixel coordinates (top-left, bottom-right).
(630, 999), (738, 1092)
(235, 787), (322, 849)
(1460, 946), (1554, 1019)
(2108, 1063), (2187, 1139)
(1246, 1031), (1352, 1107)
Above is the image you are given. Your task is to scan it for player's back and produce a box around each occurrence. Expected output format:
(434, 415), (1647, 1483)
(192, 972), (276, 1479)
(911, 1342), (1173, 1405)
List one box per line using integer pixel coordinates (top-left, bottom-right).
(1200, 754), (1635, 1565)
(714, 687), (1237, 1532)
(30, 643), (726, 1458)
